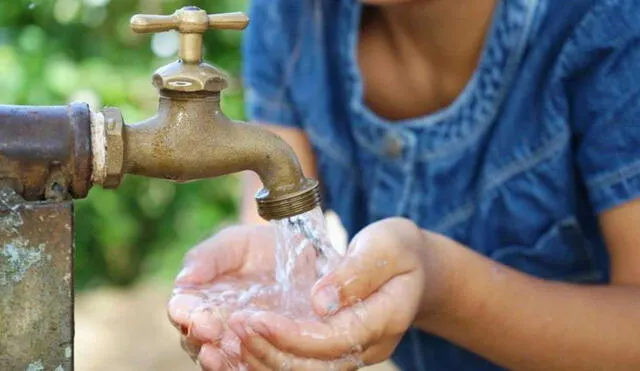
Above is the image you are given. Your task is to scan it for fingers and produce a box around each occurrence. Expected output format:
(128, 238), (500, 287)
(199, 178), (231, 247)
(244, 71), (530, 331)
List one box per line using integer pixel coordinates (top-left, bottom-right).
(199, 344), (243, 371)
(240, 335), (287, 371)
(168, 293), (205, 329)
(176, 226), (250, 285)
(176, 225), (274, 285)
(189, 307), (226, 341)
(312, 218), (423, 316)
(168, 293), (236, 345)
(235, 325), (397, 370)
(238, 331), (363, 371)
(228, 303), (376, 360)
(233, 273), (420, 361)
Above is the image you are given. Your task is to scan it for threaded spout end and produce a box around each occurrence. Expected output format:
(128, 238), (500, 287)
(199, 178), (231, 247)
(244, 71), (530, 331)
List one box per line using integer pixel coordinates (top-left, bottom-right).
(256, 178), (321, 220)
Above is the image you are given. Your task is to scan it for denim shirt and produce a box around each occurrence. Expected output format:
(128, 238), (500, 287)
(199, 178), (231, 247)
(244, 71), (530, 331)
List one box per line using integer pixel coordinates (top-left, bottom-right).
(242, 0), (640, 369)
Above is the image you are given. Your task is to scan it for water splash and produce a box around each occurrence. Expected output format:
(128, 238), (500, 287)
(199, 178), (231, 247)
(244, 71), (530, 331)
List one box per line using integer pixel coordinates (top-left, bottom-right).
(174, 207), (341, 318)
(172, 207), (366, 367)
(272, 207), (341, 314)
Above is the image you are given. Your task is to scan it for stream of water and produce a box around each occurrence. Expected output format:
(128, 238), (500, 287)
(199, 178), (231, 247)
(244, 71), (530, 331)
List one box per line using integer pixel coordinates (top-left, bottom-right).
(171, 207), (357, 368)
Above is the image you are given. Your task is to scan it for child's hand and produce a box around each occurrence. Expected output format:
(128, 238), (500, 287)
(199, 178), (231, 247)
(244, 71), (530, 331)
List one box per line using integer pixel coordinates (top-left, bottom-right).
(227, 218), (452, 369)
(167, 225), (281, 369)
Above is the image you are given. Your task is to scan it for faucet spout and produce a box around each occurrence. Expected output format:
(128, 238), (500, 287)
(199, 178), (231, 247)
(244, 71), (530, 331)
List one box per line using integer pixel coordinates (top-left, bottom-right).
(120, 91), (319, 220)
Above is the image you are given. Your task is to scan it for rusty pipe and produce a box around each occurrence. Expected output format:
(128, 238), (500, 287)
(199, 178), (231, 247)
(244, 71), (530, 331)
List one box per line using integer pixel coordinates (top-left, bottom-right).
(0, 103), (92, 201)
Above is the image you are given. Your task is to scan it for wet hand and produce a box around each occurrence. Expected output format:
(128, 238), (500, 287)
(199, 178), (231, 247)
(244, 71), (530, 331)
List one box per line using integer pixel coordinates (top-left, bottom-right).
(167, 225), (280, 369)
(227, 218), (450, 369)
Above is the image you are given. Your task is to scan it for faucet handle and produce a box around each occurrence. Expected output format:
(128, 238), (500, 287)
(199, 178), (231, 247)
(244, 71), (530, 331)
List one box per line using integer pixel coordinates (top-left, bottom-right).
(130, 7), (249, 64)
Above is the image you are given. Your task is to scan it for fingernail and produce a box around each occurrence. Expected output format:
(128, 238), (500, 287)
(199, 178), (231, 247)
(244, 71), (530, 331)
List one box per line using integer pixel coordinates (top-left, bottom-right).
(229, 321), (248, 339)
(313, 286), (340, 315)
(249, 319), (270, 336)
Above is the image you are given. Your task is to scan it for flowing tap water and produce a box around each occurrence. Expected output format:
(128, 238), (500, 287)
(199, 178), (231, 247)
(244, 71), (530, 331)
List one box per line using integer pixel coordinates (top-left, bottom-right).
(170, 207), (359, 367)
(173, 207), (341, 316)
(272, 207), (341, 313)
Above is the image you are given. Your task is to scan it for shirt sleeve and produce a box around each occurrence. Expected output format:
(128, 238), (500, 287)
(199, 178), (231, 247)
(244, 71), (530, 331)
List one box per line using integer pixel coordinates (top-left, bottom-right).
(242, 0), (300, 128)
(568, 0), (640, 213)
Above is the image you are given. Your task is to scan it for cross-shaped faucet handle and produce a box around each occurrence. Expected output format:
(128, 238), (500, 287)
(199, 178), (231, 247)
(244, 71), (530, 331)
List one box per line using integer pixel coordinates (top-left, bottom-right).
(130, 7), (249, 63)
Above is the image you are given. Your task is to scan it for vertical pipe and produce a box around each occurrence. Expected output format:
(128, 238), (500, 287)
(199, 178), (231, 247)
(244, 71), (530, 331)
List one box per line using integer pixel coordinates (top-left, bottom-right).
(0, 190), (74, 371)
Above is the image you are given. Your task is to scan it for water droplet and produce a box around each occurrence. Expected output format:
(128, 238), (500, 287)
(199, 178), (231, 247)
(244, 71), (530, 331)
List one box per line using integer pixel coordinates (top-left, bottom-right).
(348, 298), (368, 325)
(279, 358), (292, 371)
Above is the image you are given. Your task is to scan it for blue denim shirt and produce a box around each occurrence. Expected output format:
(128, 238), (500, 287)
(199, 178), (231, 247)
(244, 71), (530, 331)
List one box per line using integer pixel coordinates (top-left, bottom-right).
(242, 0), (640, 369)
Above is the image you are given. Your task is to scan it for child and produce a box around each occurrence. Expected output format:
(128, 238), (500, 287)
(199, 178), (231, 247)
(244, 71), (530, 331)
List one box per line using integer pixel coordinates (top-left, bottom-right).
(170, 0), (640, 369)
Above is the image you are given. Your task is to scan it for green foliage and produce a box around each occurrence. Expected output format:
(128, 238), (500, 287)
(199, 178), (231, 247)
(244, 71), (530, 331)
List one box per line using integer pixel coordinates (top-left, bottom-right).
(2, 0), (247, 289)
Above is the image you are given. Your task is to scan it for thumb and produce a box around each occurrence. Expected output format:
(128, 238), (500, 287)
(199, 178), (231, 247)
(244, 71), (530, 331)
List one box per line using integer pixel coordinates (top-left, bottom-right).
(311, 218), (421, 316)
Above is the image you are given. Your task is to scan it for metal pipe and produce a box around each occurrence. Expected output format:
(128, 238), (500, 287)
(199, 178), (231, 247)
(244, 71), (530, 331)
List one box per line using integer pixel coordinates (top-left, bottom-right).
(0, 104), (93, 201)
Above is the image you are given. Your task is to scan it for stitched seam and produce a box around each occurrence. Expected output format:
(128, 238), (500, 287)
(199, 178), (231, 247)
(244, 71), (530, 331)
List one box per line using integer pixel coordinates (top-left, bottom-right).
(306, 127), (353, 170)
(482, 128), (569, 193)
(397, 153), (416, 216)
(595, 67), (640, 129)
(368, 165), (384, 216)
(246, 89), (296, 111)
(587, 157), (640, 190)
(247, 2), (302, 119)
(352, 130), (386, 156)
(433, 127), (568, 231)
(433, 202), (475, 232)
(488, 216), (604, 282)
(263, 2), (292, 110)
(491, 216), (578, 260)
(410, 329), (428, 371)
(278, 2), (304, 109)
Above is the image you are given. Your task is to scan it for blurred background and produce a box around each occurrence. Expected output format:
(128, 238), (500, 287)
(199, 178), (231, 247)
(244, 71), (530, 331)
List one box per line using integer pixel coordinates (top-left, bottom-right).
(1, 0), (394, 369)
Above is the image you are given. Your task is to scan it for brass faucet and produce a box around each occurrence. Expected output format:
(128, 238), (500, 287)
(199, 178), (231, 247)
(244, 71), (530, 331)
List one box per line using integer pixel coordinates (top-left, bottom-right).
(90, 7), (320, 220)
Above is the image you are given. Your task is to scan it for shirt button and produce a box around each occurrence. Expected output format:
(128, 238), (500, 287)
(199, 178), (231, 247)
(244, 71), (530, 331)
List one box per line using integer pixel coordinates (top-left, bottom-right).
(383, 133), (404, 159)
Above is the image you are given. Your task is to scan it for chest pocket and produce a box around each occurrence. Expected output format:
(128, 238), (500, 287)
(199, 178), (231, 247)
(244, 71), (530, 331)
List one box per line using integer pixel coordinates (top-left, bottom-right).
(489, 217), (603, 282)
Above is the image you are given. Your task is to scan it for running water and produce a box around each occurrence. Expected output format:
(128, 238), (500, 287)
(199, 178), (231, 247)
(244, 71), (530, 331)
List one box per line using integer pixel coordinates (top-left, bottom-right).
(272, 207), (342, 313)
(170, 206), (355, 367)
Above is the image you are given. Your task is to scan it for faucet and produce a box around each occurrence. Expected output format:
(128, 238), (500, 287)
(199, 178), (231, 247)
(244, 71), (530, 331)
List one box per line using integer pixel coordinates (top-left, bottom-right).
(90, 7), (320, 220)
